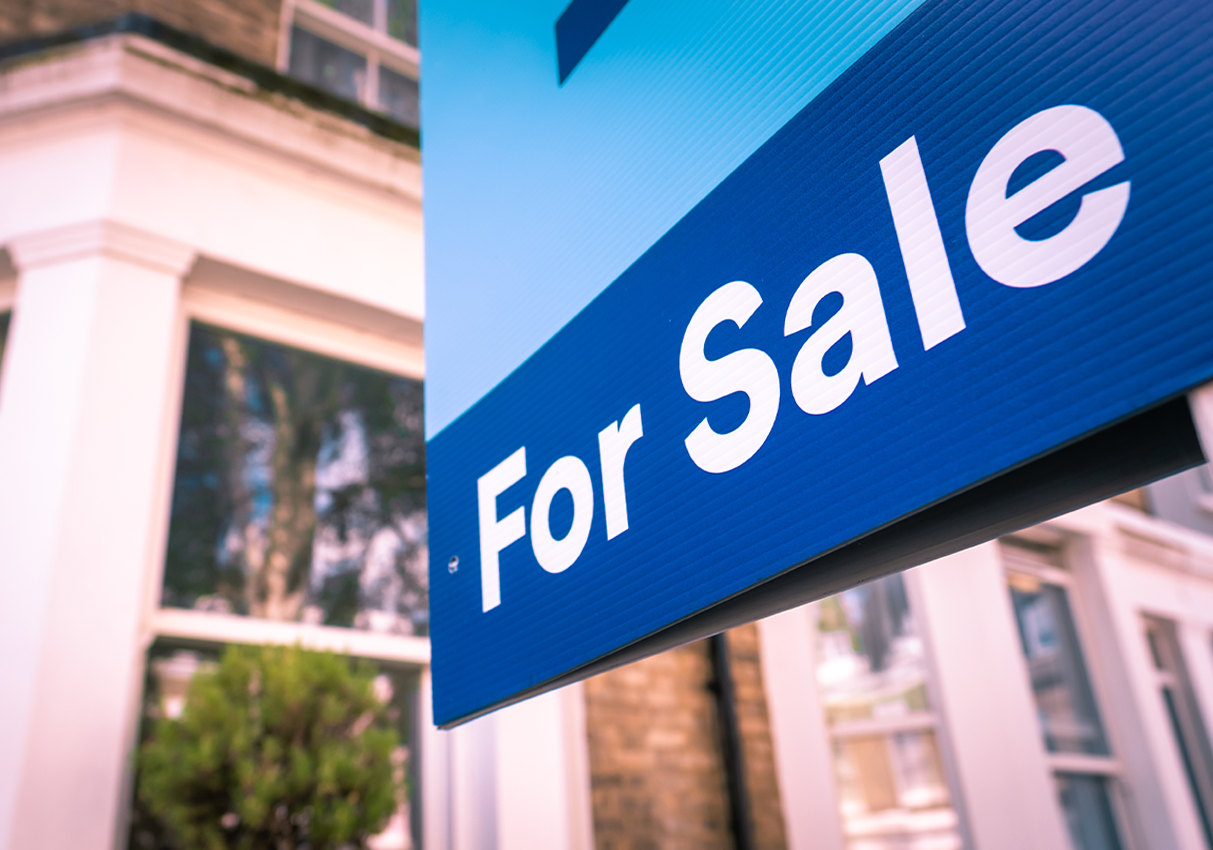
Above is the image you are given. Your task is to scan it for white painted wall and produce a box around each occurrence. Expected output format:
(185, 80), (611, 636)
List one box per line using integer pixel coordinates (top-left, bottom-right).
(0, 35), (424, 322)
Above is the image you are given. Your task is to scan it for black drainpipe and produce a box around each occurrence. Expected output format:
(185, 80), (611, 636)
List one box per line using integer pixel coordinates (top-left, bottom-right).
(709, 633), (755, 850)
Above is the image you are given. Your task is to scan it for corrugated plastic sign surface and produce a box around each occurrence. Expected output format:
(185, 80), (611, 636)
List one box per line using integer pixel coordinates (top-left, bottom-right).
(423, 0), (1213, 725)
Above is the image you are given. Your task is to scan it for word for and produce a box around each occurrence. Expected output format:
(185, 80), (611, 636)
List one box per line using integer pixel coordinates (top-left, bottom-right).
(477, 405), (643, 611)
(682, 104), (1129, 473)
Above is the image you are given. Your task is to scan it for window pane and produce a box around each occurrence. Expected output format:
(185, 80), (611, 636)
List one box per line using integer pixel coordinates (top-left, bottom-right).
(387, 0), (418, 46)
(832, 730), (962, 850)
(289, 26), (367, 103)
(0, 311), (9, 372)
(128, 642), (419, 850)
(1006, 572), (1110, 755)
(818, 574), (963, 850)
(314, 0), (375, 27)
(379, 66), (419, 127)
(163, 324), (428, 635)
(817, 573), (931, 724)
(1055, 774), (1123, 850)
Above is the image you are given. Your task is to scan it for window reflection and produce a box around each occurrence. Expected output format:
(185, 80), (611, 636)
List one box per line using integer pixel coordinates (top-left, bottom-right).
(316, 0), (375, 27)
(387, 0), (418, 47)
(1055, 774), (1123, 850)
(380, 65), (419, 128)
(163, 324), (427, 635)
(817, 573), (963, 850)
(0, 311), (10, 370)
(289, 26), (368, 102)
(1006, 572), (1109, 755)
(818, 573), (929, 724)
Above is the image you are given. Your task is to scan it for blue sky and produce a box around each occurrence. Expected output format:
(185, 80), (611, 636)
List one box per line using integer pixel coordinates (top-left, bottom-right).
(420, 0), (927, 436)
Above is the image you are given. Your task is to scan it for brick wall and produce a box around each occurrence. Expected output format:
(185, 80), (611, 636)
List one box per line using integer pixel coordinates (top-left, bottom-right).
(584, 625), (788, 850)
(0, 0), (283, 66)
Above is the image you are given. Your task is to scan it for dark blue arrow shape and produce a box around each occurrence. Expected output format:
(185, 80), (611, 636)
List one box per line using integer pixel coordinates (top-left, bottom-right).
(555, 0), (633, 84)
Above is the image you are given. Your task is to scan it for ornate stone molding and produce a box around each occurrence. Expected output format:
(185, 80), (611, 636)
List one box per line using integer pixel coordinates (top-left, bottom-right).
(7, 220), (196, 276)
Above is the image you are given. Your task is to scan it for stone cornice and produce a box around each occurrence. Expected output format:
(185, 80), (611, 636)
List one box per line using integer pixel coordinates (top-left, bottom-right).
(0, 33), (422, 203)
(8, 220), (196, 275)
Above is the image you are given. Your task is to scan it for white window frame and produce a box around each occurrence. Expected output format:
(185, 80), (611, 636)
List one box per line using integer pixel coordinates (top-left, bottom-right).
(1141, 614), (1213, 845)
(147, 281), (428, 652)
(811, 583), (968, 850)
(139, 280), (431, 845)
(277, 0), (420, 118)
(1001, 535), (1137, 850)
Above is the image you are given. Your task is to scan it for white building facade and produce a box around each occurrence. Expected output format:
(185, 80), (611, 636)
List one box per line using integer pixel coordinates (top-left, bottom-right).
(0, 29), (591, 850)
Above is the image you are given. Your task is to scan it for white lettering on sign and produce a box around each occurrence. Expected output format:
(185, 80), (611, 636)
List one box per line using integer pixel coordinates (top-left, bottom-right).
(531, 456), (595, 573)
(680, 103), (1128, 473)
(680, 281), (781, 473)
(598, 404), (644, 540)
(966, 104), (1130, 288)
(784, 253), (899, 416)
(477, 447), (528, 612)
(472, 105), (1131, 613)
(476, 407), (645, 611)
(880, 136), (966, 349)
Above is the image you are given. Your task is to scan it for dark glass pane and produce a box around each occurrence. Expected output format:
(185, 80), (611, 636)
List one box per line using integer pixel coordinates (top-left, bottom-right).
(1162, 687), (1213, 848)
(1007, 574), (1110, 755)
(314, 0), (375, 26)
(163, 324), (428, 635)
(0, 312), (10, 372)
(128, 641), (419, 849)
(379, 66), (419, 127)
(387, 0), (418, 46)
(1055, 774), (1123, 850)
(289, 26), (367, 103)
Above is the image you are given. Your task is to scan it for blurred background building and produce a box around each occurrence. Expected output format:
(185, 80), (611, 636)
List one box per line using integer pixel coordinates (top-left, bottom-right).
(0, 3), (1212, 850)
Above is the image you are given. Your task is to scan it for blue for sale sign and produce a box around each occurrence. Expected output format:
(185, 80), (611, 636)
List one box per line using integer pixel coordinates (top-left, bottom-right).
(422, 0), (1213, 725)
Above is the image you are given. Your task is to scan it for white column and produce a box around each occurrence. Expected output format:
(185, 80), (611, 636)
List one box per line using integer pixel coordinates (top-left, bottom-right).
(0, 221), (193, 850)
(495, 685), (594, 850)
(757, 606), (845, 850)
(908, 544), (1072, 850)
(426, 684), (594, 850)
(450, 716), (499, 850)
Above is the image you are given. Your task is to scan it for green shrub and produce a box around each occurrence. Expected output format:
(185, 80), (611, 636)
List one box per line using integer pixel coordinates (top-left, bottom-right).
(138, 644), (402, 850)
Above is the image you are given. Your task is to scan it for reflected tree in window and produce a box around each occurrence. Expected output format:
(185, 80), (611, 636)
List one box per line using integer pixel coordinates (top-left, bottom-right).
(164, 324), (427, 635)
